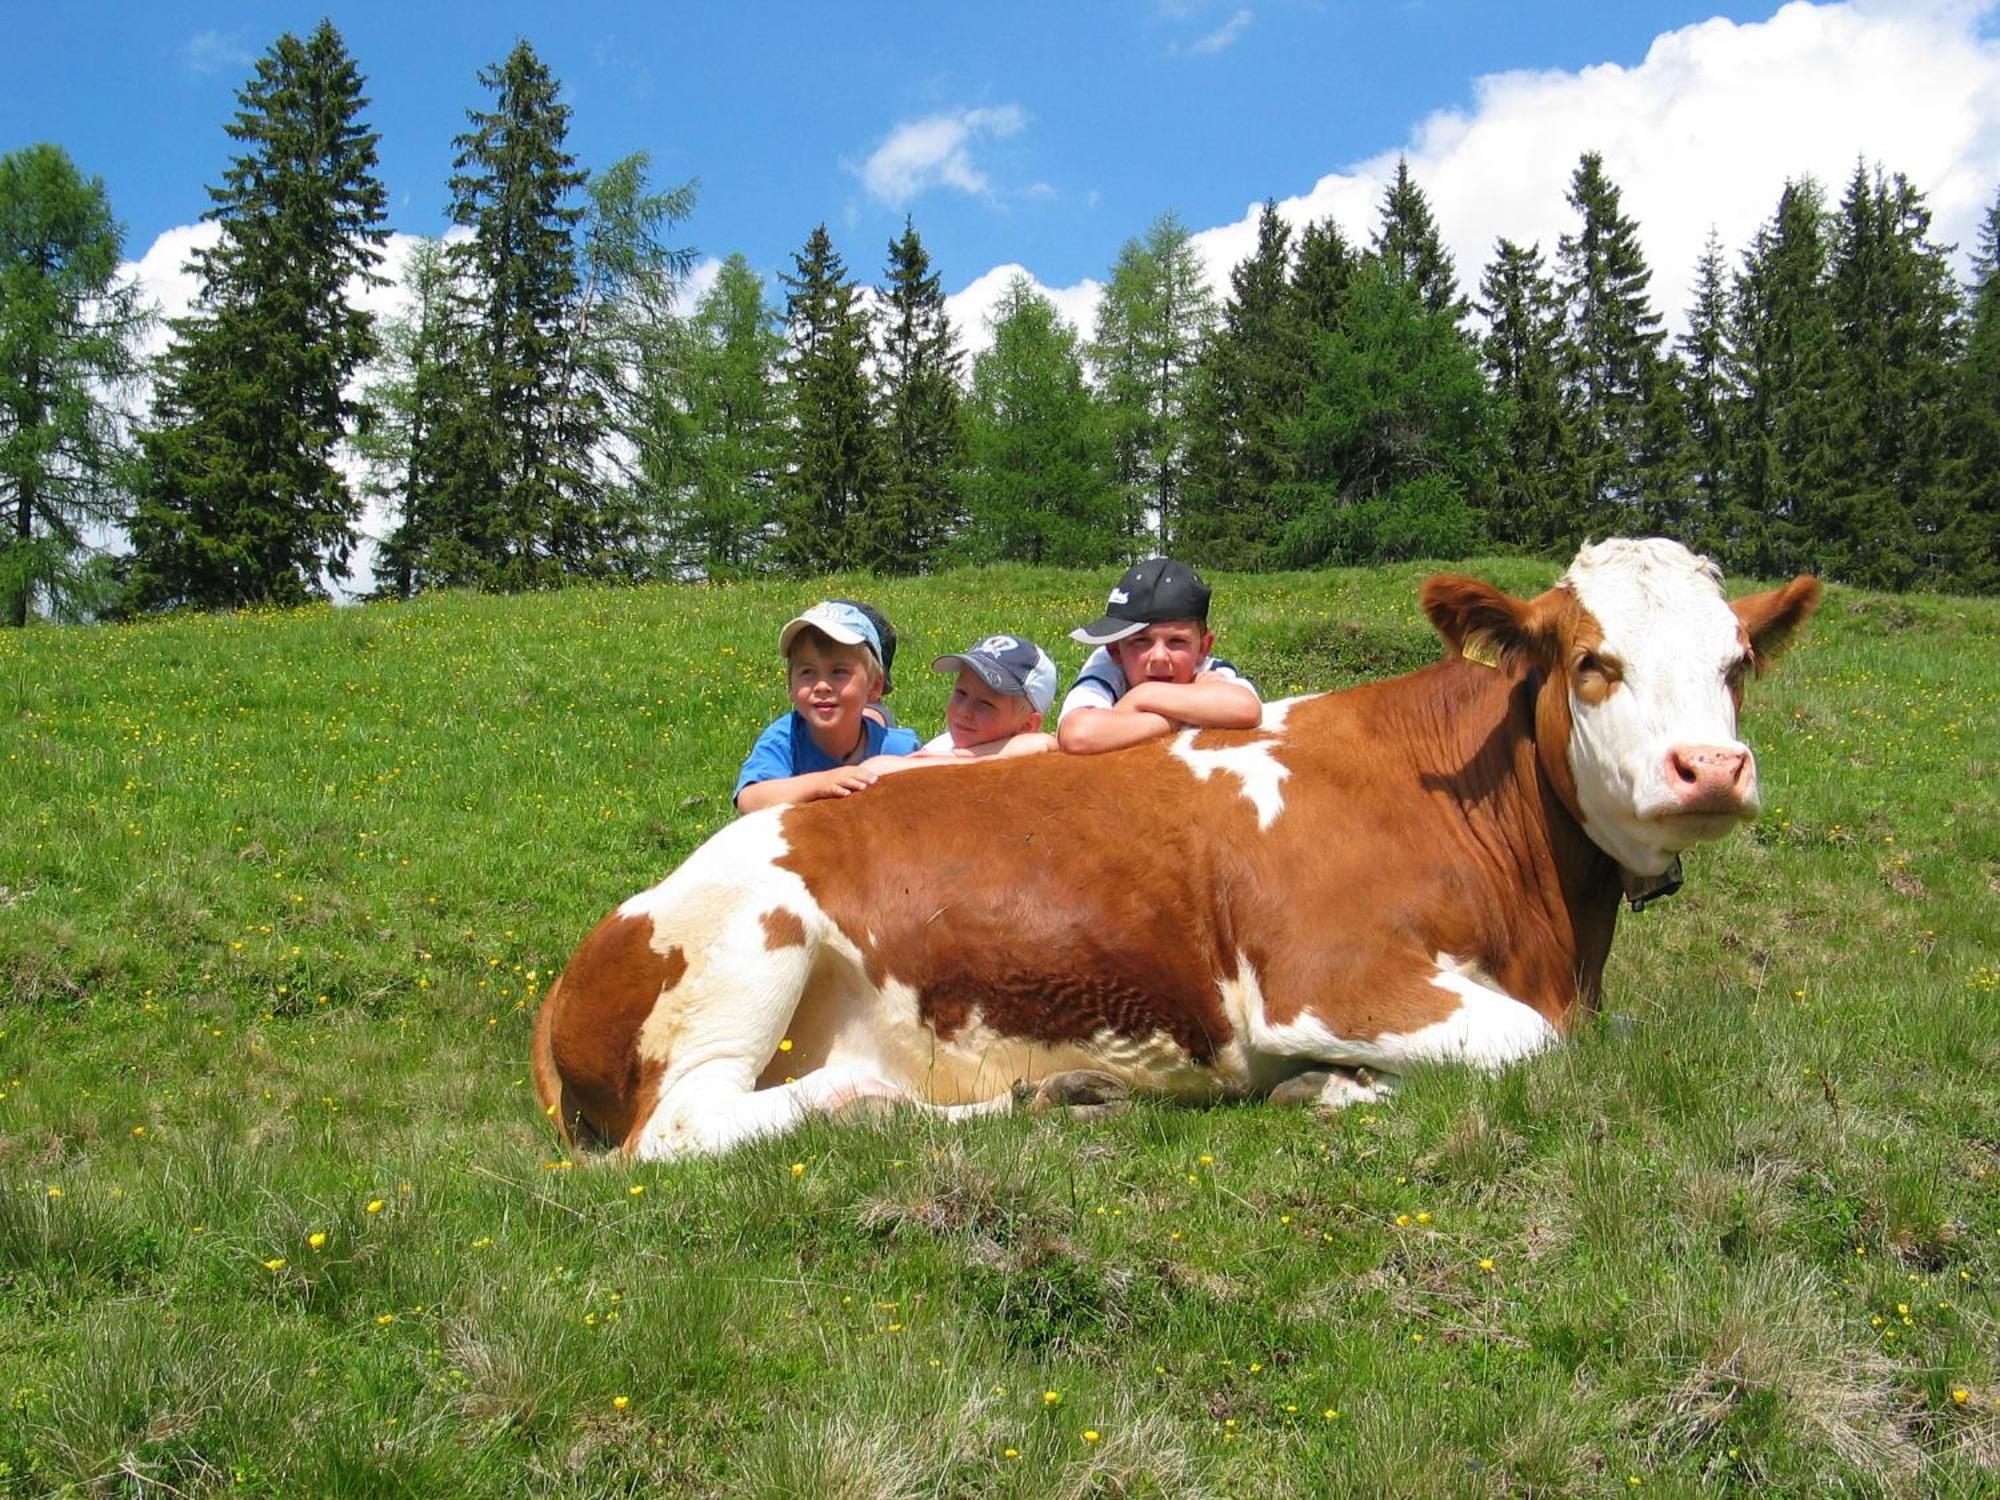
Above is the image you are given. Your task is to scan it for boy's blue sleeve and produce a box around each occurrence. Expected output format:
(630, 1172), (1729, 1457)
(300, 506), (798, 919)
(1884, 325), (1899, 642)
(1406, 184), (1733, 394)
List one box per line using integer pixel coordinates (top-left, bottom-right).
(878, 724), (921, 757)
(733, 716), (796, 802)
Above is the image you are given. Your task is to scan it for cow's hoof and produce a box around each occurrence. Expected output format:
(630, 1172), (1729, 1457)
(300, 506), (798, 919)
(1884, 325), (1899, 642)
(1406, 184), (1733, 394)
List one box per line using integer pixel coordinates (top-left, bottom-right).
(1270, 1070), (1335, 1108)
(1030, 1070), (1131, 1112)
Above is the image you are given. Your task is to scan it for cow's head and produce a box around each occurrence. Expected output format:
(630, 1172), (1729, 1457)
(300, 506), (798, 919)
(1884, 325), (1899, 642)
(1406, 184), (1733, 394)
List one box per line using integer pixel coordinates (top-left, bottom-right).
(1422, 538), (1821, 877)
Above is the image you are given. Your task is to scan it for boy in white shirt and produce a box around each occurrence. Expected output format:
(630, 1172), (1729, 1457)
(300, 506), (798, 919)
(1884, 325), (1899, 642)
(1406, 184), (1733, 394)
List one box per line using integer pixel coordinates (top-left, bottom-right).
(916, 634), (1060, 759)
(1056, 557), (1261, 755)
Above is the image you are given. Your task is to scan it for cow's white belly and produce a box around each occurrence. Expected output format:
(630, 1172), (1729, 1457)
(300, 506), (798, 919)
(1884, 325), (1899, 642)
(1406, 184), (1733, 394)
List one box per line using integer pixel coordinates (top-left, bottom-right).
(1222, 951), (1559, 1079)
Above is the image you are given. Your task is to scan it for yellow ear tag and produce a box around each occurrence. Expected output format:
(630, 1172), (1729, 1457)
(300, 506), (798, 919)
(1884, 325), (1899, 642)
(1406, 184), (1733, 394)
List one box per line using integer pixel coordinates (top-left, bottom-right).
(1460, 634), (1501, 670)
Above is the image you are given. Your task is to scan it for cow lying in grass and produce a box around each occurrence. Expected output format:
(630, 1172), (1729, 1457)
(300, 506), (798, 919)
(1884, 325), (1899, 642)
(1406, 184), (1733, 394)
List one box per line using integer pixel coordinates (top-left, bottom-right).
(533, 538), (1820, 1159)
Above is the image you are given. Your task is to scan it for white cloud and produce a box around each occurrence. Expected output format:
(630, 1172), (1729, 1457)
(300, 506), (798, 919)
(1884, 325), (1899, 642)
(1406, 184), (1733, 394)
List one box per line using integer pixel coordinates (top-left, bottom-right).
(1190, 8), (1254, 56)
(965, 0), (2000, 342)
(854, 105), (1028, 207)
(183, 30), (253, 76)
(945, 264), (1103, 361)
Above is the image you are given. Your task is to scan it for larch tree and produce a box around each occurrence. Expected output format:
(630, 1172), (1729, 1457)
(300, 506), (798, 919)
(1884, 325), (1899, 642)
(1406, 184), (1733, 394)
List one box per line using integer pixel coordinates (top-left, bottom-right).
(641, 252), (787, 579)
(961, 275), (1121, 567)
(1088, 211), (1217, 549)
(0, 143), (149, 626)
(130, 20), (387, 609)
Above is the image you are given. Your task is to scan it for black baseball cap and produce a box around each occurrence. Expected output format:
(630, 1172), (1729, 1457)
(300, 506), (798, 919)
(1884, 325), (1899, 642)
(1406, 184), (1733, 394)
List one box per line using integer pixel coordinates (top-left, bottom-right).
(1070, 558), (1212, 646)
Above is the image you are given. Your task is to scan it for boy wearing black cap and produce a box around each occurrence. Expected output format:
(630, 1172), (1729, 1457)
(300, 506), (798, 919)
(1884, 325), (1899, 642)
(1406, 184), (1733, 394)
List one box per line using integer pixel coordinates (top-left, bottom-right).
(1057, 557), (1261, 755)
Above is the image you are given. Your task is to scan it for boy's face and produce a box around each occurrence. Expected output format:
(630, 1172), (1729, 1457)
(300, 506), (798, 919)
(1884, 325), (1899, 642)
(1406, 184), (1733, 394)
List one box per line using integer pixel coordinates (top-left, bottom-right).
(788, 636), (878, 753)
(944, 668), (1041, 748)
(1109, 619), (1213, 687)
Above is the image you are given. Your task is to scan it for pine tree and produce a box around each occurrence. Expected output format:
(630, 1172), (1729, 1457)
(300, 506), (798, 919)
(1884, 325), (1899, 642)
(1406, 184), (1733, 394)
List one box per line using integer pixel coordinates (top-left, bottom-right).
(1823, 162), (1963, 588)
(0, 143), (149, 626)
(640, 252), (786, 579)
(870, 219), (967, 573)
(1676, 230), (1737, 556)
(777, 224), (880, 573)
(130, 21), (387, 609)
(1555, 152), (1669, 538)
(1180, 201), (1303, 569)
(1727, 178), (1841, 577)
(1942, 191), (1999, 591)
(1369, 157), (1468, 323)
(961, 275), (1122, 566)
(1477, 237), (1571, 551)
(1289, 217), (1357, 340)
(426, 39), (594, 590)
(1087, 211), (1217, 548)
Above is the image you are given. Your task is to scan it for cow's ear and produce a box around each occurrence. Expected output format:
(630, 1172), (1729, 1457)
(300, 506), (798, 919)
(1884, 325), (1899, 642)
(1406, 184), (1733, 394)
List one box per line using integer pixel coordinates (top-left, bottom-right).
(1422, 575), (1553, 670)
(1734, 575), (1821, 671)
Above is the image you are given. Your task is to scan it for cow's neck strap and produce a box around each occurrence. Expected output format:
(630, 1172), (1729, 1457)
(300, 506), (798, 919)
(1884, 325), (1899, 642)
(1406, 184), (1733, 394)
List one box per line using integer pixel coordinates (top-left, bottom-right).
(1620, 856), (1684, 912)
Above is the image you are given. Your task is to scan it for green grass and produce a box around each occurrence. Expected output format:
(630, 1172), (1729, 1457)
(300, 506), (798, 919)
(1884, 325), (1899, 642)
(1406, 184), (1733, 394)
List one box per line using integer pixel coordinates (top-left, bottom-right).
(1, 562), (1995, 1496)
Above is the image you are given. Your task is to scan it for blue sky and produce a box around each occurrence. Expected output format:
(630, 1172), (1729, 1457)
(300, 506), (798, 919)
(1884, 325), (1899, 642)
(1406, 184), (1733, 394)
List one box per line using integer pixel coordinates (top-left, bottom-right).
(4, 1), (1997, 346)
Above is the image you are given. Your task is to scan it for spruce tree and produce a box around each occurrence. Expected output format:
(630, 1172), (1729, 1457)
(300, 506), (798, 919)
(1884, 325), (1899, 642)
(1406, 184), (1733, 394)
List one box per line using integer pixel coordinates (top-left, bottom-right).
(1369, 157), (1468, 323)
(0, 143), (149, 625)
(429, 39), (595, 589)
(871, 219), (967, 573)
(1823, 162), (1963, 587)
(1289, 217), (1357, 341)
(961, 275), (1122, 566)
(130, 21), (386, 609)
(1727, 178), (1841, 577)
(1942, 191), (1999, 591)
(1676, 230), (1737, 556)
(777, 224), (880, 573)
(1477, 237), (1571, 551)
(1555, 152), (1669, 538)
(1180, 201), (1303, 569)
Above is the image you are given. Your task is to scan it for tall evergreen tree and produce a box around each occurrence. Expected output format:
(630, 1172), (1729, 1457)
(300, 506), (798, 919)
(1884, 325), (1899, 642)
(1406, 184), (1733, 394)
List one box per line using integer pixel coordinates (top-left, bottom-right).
(1278, 260), (1496, 565)
(776, 224), (880, 573)
(0, 143), (149, 626)
(1726, 178), (1841, 577)
(1369, 157), (1468, 323)
(1289, 217), (1357, 341)
(1942, 190), (2000, 591)
(1477, 237), (1571, 551)
(1823, 161), (1963, 587)
(365, 237), (477, 597)
(1087, 211), (1217, 548)
(417, 39), (594, 589)
(870, 219), (966, 573)
(1180, 201), (1304, 569)
(1554, 152), (1669, 538)
(961, 276), (1122, 566)
(1676, 230), (1737, 555)
(130, 21), (386, 609)
(640, 252), (786, 579)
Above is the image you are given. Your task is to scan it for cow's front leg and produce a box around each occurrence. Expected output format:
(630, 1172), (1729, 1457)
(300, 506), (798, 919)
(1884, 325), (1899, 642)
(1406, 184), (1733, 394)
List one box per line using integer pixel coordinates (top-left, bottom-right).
(1268, 1065), (1396, 1110)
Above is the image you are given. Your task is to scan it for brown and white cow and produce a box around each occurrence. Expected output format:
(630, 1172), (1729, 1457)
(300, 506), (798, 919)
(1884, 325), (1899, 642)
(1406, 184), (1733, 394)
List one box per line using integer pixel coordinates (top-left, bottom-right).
(532, 539), (1820, 1159)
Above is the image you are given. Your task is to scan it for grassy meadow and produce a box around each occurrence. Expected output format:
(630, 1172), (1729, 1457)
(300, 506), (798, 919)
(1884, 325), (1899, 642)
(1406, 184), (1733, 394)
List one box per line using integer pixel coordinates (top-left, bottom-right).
(0, 559), (1995, 1497)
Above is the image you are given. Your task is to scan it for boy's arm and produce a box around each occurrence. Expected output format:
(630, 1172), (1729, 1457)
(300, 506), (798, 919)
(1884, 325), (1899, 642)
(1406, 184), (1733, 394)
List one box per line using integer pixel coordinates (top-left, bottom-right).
(735, 764), (881, 813)
(1116, 675), (1262, 729)
(860, 732), (1057, 774)
(1057, 676), (1261, 755)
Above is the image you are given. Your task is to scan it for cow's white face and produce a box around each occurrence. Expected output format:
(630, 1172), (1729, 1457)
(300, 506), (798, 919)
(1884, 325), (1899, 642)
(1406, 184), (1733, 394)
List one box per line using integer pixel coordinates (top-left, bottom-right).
(1562, 540), (1762, 874)
(1422, 538), (1821, 879)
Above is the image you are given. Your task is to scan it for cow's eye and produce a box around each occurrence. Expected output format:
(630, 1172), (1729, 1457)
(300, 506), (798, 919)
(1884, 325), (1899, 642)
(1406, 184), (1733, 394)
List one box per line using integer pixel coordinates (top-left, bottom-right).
(1575, 650), (1618, 680)
(1725, 653), (1754, 689)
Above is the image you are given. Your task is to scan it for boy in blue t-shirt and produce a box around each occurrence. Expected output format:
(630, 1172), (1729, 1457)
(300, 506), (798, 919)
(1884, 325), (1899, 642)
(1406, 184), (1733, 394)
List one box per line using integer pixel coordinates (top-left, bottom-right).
(733, 601), (921, 813)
